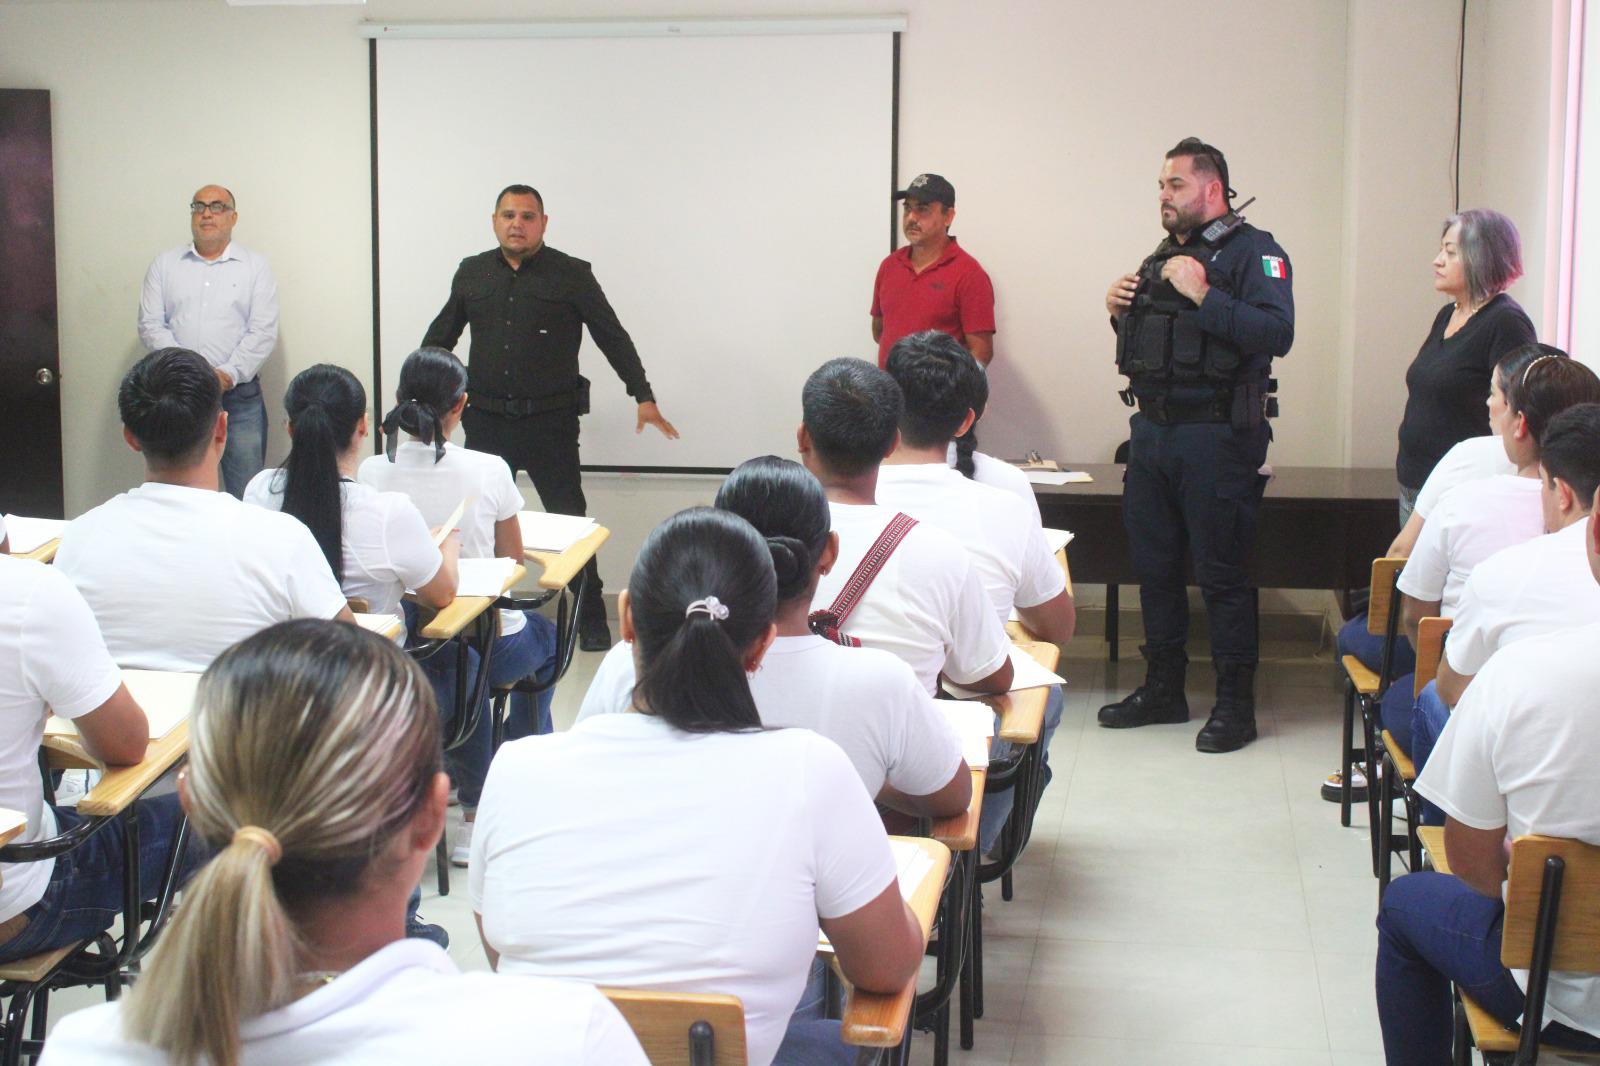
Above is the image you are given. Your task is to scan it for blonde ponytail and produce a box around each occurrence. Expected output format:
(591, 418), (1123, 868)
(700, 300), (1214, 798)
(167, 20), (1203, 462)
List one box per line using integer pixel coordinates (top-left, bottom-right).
(121, 620), (440, 1065)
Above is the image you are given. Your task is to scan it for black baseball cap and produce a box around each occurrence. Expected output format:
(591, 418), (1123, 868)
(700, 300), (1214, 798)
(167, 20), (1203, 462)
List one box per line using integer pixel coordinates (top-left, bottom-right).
(894, 173), (955, 207)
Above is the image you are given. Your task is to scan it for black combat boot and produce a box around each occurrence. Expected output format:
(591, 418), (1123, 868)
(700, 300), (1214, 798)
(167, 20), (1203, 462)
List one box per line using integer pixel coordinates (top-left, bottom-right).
(1098, 645), (1189, 728)
(1195, 662), (1258, 753)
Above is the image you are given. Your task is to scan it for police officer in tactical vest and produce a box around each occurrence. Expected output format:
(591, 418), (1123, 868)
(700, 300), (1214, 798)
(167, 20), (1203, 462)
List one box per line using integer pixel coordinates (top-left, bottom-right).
(1100, 137), (1294, 753)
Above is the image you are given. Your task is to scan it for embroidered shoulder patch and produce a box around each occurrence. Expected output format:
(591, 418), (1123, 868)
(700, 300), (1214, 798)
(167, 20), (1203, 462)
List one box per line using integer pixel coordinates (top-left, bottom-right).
(1261, 255), (1287, 279)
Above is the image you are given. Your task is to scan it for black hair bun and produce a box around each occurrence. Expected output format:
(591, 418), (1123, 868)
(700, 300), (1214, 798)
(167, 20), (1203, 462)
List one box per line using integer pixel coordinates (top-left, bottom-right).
(765, 534), (813, 600)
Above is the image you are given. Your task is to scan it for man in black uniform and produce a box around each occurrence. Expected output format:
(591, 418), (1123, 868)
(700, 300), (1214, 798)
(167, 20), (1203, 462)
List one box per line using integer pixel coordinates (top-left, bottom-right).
(423, 184), (678, 649)
(1098, 138), (1294, 753)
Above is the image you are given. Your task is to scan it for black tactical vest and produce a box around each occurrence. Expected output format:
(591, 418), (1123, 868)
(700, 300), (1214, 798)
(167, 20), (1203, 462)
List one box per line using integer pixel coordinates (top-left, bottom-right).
(1115, 233), (1246, 387)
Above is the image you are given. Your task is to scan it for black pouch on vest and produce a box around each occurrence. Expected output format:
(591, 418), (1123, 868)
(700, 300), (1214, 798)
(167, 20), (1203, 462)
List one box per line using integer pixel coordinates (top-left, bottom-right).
(575, 376), (591, 416)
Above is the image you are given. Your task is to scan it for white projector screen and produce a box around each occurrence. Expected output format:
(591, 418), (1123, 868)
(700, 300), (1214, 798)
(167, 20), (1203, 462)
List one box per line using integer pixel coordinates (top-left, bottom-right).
(373, 29), (895, 469)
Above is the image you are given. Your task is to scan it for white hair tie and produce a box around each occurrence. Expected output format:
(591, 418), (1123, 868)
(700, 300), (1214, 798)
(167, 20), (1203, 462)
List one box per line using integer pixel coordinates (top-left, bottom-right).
(685, 596), (729, 621)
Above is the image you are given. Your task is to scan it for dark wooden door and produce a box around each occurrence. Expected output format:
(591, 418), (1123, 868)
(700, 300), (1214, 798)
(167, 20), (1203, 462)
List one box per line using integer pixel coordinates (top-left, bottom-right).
(0, 89), (64, 519)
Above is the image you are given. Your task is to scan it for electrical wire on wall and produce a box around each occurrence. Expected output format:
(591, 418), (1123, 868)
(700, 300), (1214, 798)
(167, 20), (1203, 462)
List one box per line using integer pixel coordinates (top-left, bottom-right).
(1451, 0), (1467, 211)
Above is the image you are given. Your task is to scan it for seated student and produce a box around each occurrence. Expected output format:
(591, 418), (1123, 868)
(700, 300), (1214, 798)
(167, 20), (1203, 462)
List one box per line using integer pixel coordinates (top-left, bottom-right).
(578, 457), (971, 819)
(1409, 402), (1600, 780)
(471, 509), (924, 1066)
(55, 348), (351, 672)
(879, 332), (1074, 849)
(1382, 351), (1600, 755)
(945, 358), (1042, 523)
(798, 358), (1013, 696)
(1321, 345), (1543, 802)
(244, 364), (458, 620)
(0, 553), (199, 967)
(42, 620), (647, 1065)
(1373, 512), (1600, 1063)
(358, 347), (559, 867)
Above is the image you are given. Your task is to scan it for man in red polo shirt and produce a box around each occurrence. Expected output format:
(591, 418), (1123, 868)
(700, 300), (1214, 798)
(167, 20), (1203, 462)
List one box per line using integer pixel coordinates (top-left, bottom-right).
(871, 173), (996, 368)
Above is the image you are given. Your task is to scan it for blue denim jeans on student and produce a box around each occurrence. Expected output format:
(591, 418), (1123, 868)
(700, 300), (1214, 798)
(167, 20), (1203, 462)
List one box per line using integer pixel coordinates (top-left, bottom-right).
(0, 795), (203, 965)
(978, 683), (1065, 855)
(773, 956), (853, 1065)
(1408, 681), (1452, 825)
(1376, 871), (1600, 1065)
(1379, 673), (1418, 755)
(219, 379), (267, 500)
(1337, 613), (1416, 678)
(490, 612), (558, 740)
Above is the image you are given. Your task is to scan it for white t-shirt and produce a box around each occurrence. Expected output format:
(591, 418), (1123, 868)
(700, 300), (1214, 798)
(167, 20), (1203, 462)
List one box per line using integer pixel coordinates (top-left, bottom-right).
(39, 939), (648, 1065)
(877, 462), (1064, 623)
(244, 472), (443, 618)
(54, 483), (348, 672)
(946, 445), (1042, 523)
(1445, 519), (1600, 677)
(1418, 621), (1600, 1037)
(576, 636), (963, 798)
(357, 441), (526, 634)
(468, 714), (897, 1066)
(1413, 435), (1516, 520)
(1395, 475), (1544, 614)
(0, 557), (123, 923)
(813, 502), (1010, 694)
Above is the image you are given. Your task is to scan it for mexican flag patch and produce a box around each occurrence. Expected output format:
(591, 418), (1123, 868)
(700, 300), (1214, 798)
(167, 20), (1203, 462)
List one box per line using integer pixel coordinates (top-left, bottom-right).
(1261, 255), (1287, 279)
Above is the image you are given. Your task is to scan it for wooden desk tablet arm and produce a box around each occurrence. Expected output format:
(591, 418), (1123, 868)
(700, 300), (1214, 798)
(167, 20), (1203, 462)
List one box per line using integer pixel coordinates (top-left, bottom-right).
(492, 527), (613, 700)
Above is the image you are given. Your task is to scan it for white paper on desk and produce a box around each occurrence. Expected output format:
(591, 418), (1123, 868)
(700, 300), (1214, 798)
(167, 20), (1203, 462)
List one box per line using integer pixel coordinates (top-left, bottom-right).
(3, 516), (67, 554)
(890, 839), (934, 902)
(456, 557), (517, 597)
(940, 646), (1066, 700)
(1025, 470), (1093, 486)
(936, 700), (994, 768)
(355, 612), (403, 638)
(47, 670), (197, 741)
(0, 808), (25, 839)
(433, 499), (469, 547)
(519, 511), (598, 553)
(1043, 528), (1075, 554)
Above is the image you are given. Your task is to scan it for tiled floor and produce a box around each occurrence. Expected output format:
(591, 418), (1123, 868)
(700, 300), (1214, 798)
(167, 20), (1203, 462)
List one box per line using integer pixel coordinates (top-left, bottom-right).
(42, 631), (1516, 1063)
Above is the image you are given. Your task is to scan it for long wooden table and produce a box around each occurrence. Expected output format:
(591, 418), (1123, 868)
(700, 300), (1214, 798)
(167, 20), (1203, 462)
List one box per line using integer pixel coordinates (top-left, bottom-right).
(1032, 462), (1398, 657)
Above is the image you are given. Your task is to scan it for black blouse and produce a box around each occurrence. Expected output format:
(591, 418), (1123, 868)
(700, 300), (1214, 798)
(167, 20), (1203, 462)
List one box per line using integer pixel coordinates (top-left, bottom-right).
(1395, 293), (1536, 489)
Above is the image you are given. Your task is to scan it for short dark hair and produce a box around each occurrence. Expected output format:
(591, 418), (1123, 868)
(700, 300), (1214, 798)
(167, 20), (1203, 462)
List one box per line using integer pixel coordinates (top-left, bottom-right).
(119, 347), (222, 469)
(715, 456), (831, 604)
(1540, 403), (1600, 508)
(382, 347), (467, 463)
(801, 358), (902, 477)
(629, 508), (776, 734)
(885, 331), (983, 448)
(1166, 136), (1231, 198)
(1505, 354), (1600, 454)
(1445, 209), (1523, 306)
(278, 365), (367, 582)
(495, 184), (544, 212)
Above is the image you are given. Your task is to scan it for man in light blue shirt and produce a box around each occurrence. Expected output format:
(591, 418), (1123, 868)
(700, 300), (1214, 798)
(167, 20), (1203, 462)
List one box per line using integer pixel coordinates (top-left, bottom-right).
(138, 184), (278, 497)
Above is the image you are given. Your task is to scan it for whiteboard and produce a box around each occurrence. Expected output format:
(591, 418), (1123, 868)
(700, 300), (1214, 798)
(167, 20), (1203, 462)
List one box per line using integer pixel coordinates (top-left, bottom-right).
(374, 32), (894, 469)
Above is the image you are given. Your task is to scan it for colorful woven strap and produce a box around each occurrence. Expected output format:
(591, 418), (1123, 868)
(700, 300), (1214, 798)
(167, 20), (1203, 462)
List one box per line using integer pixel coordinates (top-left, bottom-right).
(808, 512), (919, 647)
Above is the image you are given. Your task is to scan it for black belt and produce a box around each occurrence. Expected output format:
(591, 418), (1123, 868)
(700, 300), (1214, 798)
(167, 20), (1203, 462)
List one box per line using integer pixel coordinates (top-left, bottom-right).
(469, 392), (578, 418)
(1137, 394), (1231, 426)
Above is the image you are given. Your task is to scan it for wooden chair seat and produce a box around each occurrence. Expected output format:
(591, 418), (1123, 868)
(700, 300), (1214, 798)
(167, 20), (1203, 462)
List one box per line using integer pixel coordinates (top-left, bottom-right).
(601, 987), (747, 1066)
(0, 942), (85, 985)
(1459, 987), (1600, 1059)
(1341, 655), (1380, 696)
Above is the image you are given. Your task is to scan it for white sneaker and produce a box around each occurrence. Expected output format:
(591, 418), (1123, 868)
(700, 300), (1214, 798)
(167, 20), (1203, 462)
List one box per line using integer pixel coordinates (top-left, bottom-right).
(450, 821), (473, 868)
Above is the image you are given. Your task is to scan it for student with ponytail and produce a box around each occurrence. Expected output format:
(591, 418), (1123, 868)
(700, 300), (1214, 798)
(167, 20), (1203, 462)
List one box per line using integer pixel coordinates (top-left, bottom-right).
(41, 620), (647, 1065)
(471, 508), (925, 1066)
(579, 457), (971, 817)
(358, 347), (560, 867)
(244, 364), (457, 618)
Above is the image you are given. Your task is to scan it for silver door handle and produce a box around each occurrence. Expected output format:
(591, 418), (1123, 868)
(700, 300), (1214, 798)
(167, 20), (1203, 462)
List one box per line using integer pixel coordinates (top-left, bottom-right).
(35, 368), (54, 386)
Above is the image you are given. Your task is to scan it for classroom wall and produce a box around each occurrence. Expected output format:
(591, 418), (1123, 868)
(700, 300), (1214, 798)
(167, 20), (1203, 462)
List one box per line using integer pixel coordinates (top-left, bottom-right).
(0, 0), (1570, 600)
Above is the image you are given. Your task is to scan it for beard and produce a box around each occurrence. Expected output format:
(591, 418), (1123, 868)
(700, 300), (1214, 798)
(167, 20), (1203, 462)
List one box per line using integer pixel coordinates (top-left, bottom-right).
(1161, 202), (1207, 236)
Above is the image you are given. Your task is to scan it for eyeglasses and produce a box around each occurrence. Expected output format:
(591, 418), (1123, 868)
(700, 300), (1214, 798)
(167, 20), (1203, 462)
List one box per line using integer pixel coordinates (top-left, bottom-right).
(189, 200), (233, 215)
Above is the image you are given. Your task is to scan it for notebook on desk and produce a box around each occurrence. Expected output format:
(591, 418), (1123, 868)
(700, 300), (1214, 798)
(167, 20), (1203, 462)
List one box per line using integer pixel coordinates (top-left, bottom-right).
(940, 646), (1066, 700)
(46, 669), (197, 741)
(3, 516), (67, 555)
(519, 512), (599, 553)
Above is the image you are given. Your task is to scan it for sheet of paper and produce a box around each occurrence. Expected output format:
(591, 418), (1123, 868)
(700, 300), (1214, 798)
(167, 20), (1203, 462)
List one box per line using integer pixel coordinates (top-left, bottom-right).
(940, 646), (1066, 700)
(821, 841), (935, 953)
(355, 612), (404, 639)
(0, 808), (25, 840)
(47, 669), (198, 741)
(936, 700), (994, 768)
(519, 511), (599, 553)
(456, 557), (517, 597)
(1025, 470), (1093, 486)
(433, 498), (469, 547)
(3, 515), (67, 554)
(1042, 528), (1075, 554)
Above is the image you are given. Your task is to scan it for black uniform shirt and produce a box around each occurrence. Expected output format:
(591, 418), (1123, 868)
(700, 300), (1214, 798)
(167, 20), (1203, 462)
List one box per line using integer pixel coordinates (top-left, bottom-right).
(422, 245), (654, 406)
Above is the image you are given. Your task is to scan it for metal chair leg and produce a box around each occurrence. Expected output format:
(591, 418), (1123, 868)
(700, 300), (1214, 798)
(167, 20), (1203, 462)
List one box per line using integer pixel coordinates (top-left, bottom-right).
(1339, 683), (1357, 827)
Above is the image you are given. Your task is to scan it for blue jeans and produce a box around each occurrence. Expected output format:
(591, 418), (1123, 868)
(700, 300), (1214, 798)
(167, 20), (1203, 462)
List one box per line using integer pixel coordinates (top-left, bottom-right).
(1409, 681), (1451, 825)
(490, 613), (558, 740)
(978, 683), (1065, 854)
(1379, 673), (1417, 756)
(0, 795), (202, 964)
(1376, 871), (1600, 1065)
(773, 956), (852, 1065)
(219, 379), (267, 499)
(1337, 613), (1416, 678)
